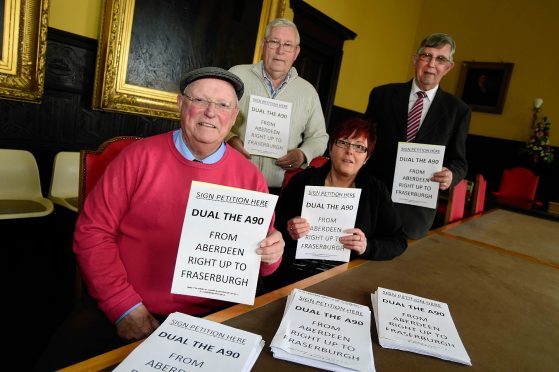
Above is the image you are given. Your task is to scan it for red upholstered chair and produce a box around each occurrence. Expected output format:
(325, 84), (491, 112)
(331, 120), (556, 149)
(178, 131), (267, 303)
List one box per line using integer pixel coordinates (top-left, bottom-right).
(78, 136), (142, 211)
(281, 168), (304, 189)
(74, 136), (141, 299)
(470, 174), (487, 215)
(309, 155), (329, 168)
(281, 156), (330, 189)
(491, 167), (540, 209)
(443, 179), (468, 224)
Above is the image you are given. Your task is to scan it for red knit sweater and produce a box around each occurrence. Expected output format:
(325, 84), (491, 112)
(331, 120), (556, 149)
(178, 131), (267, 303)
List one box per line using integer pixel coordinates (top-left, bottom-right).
(74, 132), (279, 322)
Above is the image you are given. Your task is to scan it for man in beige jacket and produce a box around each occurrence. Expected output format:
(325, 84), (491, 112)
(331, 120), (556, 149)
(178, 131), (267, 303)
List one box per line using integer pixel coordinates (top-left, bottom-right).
(228, 18), (328, 194)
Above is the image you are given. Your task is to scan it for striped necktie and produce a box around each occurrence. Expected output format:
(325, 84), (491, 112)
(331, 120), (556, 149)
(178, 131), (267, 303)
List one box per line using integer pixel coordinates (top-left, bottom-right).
(406, 91), (426, 142)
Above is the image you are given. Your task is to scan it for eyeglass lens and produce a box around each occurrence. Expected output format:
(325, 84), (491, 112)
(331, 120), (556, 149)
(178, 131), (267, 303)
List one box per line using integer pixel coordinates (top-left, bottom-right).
(336, 139), (367, 153)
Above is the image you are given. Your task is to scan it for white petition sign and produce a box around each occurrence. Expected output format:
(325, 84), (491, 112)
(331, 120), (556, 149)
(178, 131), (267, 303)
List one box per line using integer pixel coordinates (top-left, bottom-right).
(114, 312), (265, 372)
(171, 181), (277, 305)
(296, 186), (361, 262)
(391, 142), (445, 209)
(244, 95), (292, 158)
(271, 289), (375, 372)
(372, 287), (471, 366)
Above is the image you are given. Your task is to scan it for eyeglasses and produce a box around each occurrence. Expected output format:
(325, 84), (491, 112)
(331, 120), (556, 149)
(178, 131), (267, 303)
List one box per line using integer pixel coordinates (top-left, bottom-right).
(417, 53), (452, 66)
(182, 94), (236, 113)
(334, 139), (368, 154)
(265, 39), (298, 52)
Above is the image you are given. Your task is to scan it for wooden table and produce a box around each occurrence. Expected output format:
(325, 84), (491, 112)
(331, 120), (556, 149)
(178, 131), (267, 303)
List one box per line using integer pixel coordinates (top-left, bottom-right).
(440, 209), (559, 268)
(61, 210), (559, 371)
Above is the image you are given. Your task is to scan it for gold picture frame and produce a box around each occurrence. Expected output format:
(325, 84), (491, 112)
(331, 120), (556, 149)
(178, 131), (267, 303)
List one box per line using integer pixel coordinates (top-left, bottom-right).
(0, 0), (49, 103)
(92, 0), (287, 120)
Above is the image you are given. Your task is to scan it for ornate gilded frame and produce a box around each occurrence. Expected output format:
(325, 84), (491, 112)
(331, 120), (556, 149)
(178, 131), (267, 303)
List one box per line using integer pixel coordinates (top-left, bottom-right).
(92, 0), (287, 120)
(0, 0), (48, 103)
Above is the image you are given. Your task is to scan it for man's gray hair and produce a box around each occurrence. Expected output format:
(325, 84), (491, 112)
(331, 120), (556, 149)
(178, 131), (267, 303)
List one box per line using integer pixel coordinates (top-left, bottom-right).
(265, 18), (300, 45)
(417, 33), (456, 61)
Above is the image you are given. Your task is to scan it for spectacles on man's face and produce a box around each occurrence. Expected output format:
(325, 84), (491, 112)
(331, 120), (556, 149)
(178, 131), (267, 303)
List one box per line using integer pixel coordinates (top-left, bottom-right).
(334, 139), (368, 154)
(417, 52), (452, 66)
(182, 94), (236, 113)
(265, 39), (298, 52)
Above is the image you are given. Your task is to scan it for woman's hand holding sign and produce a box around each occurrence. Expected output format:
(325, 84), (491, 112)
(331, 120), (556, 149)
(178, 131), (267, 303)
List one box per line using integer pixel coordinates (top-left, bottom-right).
(339, 228), (367, 255)
(287, 216), (310, 240)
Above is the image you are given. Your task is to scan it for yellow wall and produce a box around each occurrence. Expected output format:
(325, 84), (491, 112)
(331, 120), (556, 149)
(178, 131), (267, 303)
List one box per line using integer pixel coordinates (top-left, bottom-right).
(49, 0), (102, 40)
(415, 0), (558, 146)
(48, 0), (558, 146)
(306, 0), (558, 146)
(304, 0), (423, 113)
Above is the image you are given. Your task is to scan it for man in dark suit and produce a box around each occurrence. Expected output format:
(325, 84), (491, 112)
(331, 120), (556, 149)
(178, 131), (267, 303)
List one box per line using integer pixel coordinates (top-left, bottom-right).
(365, 33), (471, 239)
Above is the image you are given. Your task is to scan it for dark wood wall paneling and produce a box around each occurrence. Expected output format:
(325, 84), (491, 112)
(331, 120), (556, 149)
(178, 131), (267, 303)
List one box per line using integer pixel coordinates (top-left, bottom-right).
(0, 29), (180, 368)
(0, 28), (180, 195)
(291, 0), (356, 128)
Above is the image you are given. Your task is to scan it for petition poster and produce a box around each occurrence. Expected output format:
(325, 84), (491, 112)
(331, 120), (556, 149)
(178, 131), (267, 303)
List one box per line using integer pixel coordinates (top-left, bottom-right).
(171, 181), (277, 305)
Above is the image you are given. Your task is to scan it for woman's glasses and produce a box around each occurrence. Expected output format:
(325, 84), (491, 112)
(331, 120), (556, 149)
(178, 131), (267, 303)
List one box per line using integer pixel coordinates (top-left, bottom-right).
(334, 139), (367, 153)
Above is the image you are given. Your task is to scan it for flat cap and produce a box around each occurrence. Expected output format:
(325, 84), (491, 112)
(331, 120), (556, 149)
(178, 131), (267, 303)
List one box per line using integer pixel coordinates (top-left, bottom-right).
(179, 67), (244, 100)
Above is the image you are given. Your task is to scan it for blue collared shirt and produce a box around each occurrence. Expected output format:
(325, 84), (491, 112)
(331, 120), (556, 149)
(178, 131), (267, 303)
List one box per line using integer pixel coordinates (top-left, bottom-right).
(262, 64), (291, 98)
(172, 129), (226, 163)
(115, 302), (142, 325)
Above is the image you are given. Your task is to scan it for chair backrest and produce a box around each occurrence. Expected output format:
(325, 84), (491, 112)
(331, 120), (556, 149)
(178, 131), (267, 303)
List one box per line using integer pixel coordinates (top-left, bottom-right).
(281, 168), (304, 190)
(280, 156), (330, 190)
(470, 174), (487, 215)
(444, 179), (468, 224)
(78, 136), (142, 211)
(49, 151), (80, 211)
(309, 156), (329, 168)
(0, 149), (43, 199)
(0, 149), (54, 219)
(497, 167), (539, 200)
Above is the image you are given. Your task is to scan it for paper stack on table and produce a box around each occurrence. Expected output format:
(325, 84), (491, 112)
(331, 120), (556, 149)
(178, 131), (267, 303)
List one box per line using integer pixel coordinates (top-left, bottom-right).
(371, 287), (471, 366)
(271, 288), (375, 371)
(114, 312), (264, 372)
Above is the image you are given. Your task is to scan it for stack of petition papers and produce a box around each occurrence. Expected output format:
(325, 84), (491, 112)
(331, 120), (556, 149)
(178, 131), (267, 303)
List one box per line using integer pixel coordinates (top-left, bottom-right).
(271, 288), (375, 371)
(371, 287), (471, 366)
(114, 312), (264, 372)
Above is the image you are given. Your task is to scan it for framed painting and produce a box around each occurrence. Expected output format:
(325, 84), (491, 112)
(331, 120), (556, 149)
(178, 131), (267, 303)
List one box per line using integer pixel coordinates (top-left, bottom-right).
(0, 0), (49, 103)
(93, 0), (287, 120)
(456, 61), (514, 114)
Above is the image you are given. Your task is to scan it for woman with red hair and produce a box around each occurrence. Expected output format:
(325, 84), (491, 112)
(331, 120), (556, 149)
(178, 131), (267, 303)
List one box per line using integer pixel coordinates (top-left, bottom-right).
(269, 118), (407, 289)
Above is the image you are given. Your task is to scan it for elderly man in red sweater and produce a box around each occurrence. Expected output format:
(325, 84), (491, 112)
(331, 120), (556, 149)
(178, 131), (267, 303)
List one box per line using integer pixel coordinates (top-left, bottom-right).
(37, 67), (284, 370)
